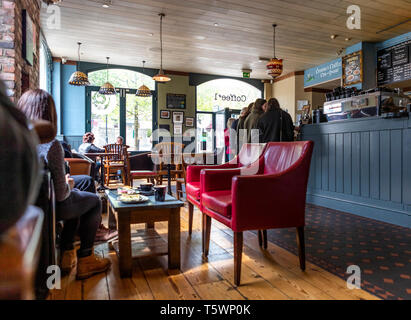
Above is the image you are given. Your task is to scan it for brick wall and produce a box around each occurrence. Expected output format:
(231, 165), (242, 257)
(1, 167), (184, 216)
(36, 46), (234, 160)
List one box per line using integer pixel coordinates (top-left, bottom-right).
(0, 0), (41, 102)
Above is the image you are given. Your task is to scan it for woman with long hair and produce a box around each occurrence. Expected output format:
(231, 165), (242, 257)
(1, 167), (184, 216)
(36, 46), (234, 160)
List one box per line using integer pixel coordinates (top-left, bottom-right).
(236, 102), (254, 154)
(17, 89), (111, 280)
(257, 98), (294, 143)
(244, 98), (266, 143)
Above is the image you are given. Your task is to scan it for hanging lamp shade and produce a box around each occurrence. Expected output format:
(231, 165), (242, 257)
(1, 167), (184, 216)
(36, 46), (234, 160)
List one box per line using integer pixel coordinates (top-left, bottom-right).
(137, 61), (153, 96)
(153, 13), (171, 83)
(69, 42), (90, 86)
(69, 71), (90, 86)
(266, 24), (283, 78)
(99, 57), (116, 95)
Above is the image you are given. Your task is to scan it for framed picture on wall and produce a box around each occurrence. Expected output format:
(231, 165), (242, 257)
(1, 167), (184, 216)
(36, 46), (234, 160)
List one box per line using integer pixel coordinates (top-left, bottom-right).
(160, 110), (170, 119)
(172, 111), (184, 124)
(167, 93), (186, 109)
(22, 10), (36, 66)
(174, 124), (183, 135)
(185, 117), (194, 127)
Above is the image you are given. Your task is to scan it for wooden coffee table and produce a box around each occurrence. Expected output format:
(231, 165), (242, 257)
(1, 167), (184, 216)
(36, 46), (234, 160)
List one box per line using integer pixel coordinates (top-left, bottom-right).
(105, 190), (184, 277)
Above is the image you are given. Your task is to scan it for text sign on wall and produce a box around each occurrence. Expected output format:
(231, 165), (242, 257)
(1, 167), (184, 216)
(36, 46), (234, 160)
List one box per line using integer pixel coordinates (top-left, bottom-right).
(304, 58), (342, 88)
(377, 39), (411, 86)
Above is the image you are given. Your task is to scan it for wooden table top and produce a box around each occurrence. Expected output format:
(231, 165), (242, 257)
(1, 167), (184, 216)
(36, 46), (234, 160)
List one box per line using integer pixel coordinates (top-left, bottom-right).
(84, 152), (118, 157)
(105, 189), (184, 211)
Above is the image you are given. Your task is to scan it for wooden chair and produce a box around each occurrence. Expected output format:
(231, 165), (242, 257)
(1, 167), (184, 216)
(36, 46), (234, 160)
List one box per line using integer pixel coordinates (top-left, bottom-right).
(153, 142), (185, 185)
(0, 206), (44, 300)
(103, 144), (128, 186)
(124, 151), (162, 187)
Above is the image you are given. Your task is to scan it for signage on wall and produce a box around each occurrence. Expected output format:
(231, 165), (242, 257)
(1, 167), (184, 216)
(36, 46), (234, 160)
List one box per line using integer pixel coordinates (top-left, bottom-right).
(304, 59), (342, 87)
(342, 50), (363, 87)
(214, 93), (247, 103)
(377, 39), (411, 86)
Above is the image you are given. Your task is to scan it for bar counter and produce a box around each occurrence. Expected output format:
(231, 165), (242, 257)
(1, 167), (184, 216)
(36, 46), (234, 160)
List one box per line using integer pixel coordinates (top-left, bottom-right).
(301, 114), (411, 228)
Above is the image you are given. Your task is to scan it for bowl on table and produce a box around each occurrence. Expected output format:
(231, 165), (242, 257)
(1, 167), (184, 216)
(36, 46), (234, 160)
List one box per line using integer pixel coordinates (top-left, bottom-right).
(139, 182), (153, 192)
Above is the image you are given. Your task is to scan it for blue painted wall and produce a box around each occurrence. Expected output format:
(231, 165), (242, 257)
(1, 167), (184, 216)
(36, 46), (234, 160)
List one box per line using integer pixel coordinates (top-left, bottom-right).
(301, 116), (411, 228)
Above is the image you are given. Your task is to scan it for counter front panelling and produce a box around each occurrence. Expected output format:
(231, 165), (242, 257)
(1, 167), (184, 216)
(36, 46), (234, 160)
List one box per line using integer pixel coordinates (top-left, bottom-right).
(301, 116), (411, 228)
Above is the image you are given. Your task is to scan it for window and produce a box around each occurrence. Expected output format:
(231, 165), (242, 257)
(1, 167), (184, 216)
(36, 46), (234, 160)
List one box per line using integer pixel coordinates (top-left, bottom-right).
(197, 79), (262, 112)
(88, 69), (155, 151)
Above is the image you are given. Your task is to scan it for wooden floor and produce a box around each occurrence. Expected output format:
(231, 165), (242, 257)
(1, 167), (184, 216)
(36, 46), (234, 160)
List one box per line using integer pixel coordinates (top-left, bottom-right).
(48, 196), (379, 300)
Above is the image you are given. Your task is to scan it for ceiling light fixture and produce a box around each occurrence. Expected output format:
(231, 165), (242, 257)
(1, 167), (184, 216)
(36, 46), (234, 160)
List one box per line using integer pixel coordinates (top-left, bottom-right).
(68, 42), (90, 86)
(330, 34), (338, 40)
(136, 60), (152, 97)
(214, 23), (219, 27)
(152, 13), (171, 82)
(266, 24), (283, 79)
(98, 57), (116, 95)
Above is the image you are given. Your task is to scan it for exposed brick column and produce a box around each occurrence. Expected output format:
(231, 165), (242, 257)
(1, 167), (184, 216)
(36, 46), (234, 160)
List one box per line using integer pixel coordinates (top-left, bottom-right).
(0, 0), (41, 102)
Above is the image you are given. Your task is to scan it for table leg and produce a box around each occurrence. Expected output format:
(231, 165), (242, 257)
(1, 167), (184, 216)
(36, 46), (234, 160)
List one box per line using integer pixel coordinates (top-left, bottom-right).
(167, 163), (172, 195)
(117, 211), (132, 277)
(146, 222), (155, 229)
(168, 208), (181, 269)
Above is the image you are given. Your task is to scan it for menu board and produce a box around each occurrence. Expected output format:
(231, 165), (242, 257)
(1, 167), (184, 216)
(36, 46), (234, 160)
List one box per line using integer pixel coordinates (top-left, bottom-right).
(377, 40), (411, 85)
(342, 51), (362, 87)
(166, 93), (186, 109)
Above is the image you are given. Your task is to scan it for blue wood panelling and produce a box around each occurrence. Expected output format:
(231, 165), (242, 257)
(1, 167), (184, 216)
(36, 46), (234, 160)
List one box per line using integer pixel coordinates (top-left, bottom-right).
(352, 132), (361, 196)
(301, 116), (411, 228)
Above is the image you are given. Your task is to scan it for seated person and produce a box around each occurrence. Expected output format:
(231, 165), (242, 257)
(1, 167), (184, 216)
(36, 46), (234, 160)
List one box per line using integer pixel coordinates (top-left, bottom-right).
(17, 89), (111, 280)
(78, 132), (105, 154)
(0, 81), (41, 236)
(116, 136), (124, 145)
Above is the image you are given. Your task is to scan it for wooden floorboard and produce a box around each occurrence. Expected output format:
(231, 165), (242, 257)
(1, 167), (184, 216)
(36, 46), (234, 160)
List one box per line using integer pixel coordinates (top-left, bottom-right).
(49, 191), (379, 301)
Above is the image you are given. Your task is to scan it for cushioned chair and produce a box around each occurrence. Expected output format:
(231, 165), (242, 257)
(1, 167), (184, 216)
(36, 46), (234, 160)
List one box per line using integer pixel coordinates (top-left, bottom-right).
(125, 151), (162, 187)
(64, 158), (92, 176)
(200, 141), (314, 285)
(185, 143), (267, 236)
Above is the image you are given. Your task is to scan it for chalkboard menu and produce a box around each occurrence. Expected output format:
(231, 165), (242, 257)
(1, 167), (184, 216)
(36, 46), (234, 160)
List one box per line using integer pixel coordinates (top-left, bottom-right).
(166, 93), (186, 109)
(377, 40), (411, 85)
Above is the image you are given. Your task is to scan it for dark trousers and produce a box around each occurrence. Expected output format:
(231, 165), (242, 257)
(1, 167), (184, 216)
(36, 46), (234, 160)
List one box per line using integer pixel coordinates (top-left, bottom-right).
(72, 175), (96, 193)
(57, 189), (101, 257)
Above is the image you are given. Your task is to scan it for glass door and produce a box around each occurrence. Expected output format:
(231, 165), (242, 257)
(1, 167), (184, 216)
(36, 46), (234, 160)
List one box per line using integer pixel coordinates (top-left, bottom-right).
(89, 89), (121, 147)
(125, 91), (153, 151)
(87, 87), (155, 151)
(196, 112), (214, 152)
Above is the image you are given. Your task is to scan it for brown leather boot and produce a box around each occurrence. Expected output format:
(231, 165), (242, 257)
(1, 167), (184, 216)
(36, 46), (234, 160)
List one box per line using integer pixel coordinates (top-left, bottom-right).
(61, 249), (77, 274)
(76, 253), (111, 280)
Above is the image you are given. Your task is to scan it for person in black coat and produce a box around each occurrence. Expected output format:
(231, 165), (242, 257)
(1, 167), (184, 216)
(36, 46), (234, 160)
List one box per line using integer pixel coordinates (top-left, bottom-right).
(257, 98), (294, 143)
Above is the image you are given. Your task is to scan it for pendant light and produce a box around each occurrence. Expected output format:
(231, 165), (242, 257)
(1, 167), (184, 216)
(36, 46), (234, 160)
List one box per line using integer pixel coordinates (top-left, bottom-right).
(152, 13), (171, 82)
(68, 42), (90, 86)
(99, 57), (116, 95)
(266, 24), (283, 78)
(136, 60), (152, 97)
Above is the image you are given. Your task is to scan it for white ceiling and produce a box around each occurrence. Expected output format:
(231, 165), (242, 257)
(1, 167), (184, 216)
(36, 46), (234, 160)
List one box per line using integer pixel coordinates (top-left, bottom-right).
(40, 0), (411, 79)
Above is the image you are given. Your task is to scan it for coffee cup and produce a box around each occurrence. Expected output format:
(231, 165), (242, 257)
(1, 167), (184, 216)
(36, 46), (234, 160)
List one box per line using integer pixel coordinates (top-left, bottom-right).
(154, 185), (167, 202)
(139, 182), (153, 192)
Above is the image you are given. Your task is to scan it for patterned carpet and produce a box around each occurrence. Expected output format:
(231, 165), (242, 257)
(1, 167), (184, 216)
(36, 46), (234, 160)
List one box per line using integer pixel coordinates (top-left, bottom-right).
(261, 204), (411, 300)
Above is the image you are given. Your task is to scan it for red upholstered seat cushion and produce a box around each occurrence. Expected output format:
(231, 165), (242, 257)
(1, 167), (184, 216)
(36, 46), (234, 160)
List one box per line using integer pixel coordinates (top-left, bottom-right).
(130, 170), (158, 176)
(186, 182), (200, 200)
(202, 190), (232, 218)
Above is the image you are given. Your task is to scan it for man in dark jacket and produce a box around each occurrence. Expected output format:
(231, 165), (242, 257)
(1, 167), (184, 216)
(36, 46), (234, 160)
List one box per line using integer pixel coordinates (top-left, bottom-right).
(257, 98), (294, 143)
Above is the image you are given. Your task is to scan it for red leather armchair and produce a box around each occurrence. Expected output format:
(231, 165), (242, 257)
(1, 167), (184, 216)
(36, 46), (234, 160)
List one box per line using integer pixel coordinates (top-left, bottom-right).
(185, 143), (267, 235)
(200, 141), (314, 286)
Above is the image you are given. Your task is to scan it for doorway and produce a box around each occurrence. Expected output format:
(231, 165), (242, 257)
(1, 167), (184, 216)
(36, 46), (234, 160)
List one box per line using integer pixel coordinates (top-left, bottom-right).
(86, 87), (156, 151)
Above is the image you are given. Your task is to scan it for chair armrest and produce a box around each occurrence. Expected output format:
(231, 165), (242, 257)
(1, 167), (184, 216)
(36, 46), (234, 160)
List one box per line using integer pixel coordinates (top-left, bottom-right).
(230, 168), (309, 232)
(200, 168), (242, 193)
(187, 162), (236, 183)
(65, 158), (92, 176)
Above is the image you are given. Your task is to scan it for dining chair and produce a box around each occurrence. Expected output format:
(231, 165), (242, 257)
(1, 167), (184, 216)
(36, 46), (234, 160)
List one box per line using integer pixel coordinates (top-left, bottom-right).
(152, 142), (185, 184)
(200, 141), (314, 285)
(103, 144), (128, 186)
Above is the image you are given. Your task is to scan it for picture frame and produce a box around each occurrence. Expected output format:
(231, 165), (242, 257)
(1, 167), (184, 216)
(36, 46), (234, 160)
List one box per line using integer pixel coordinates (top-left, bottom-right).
(167, 93), (186, 109)
(172, 111), (184, 124)
(160, 110), (170, 119)
(185, 117), (194, 127)
(173, 124), (183, 135)
(342, 50), (363, 87)
(22, 10), (35, 66)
